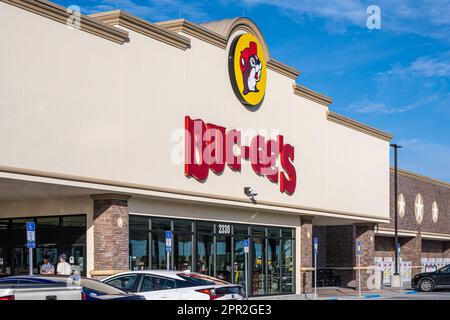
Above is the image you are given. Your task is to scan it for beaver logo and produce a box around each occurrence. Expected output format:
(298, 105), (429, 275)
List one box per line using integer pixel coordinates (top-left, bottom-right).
(229, 33), (267, 109)
(240, 41), (262, 95)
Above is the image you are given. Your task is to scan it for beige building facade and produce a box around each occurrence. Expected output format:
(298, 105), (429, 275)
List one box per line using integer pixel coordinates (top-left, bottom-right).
(0, 0), (392, 295)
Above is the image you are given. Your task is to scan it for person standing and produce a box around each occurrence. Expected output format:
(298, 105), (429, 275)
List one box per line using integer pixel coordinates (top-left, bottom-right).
(56, 254), (72, 275)
(39, 255), (55, 275)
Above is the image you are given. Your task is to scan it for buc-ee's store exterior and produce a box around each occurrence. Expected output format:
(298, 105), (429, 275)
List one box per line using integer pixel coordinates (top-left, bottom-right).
(0, 0), (393, 295)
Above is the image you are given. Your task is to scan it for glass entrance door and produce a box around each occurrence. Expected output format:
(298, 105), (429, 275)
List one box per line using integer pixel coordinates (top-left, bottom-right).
(216, 236), (232, 283)
(267, 238), (281, 294)
(197, 233), (214, 276)
(233, 237), (246, 287)
(252, 228), (266, 295)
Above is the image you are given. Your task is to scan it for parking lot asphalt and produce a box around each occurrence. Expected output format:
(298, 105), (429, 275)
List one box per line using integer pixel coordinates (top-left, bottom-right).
(248, 287), (450, 300)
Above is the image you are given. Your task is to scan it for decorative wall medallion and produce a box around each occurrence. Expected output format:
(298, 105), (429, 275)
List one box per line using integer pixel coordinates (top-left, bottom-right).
(398, 193), (406, 217)
(415, 194), (424, 224)
(117, 217), (124, 228)
(432, 201), (439, 223)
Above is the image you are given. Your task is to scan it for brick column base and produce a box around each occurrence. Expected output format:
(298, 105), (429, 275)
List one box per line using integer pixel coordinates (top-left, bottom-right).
(401, 234), (422, 277)
(91, 194), (131, 279)
(300, 218), (313, 294)
(354, 224), (375, 291)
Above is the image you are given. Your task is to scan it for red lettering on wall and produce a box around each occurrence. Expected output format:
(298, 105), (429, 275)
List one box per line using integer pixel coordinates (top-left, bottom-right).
(184, 116), (208, 181)
(225, 129), (242, 171)
(280, 143), (297, 194)
(184, 116), (297, 194)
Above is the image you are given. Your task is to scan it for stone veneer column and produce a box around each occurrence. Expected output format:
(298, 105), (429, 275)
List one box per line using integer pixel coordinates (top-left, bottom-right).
(400, 234), (422, 277)
(300, 217), (313, 294)
(91, 194), (131, 278)
(354, 224), (376, 291)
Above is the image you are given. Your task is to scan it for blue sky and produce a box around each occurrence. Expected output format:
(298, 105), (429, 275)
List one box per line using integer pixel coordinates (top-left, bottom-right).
(55, 0), (450, 182)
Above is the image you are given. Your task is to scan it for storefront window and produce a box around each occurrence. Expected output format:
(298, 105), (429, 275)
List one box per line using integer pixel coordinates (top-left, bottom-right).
(129, 215), (150, 270)
(233, 236), (247, 288)
(151, 218), (171, 232)
(267, 237), (281, 294)
(130, 215), (149, 231)
(62, 216), (85, 228)
(252, 232), (266, 295)
(151, 232), (167, 269)
(129, 214), (295, 296)
(37, 217), (60, 228)
(197, 233), (214, 276)
(0, 219), (9, 231)
(0, 215), (86, 276)
(216, 236), (232, 283)
(11, 218), (33, 230)
(281, 238), (294, 293)
(174, 233), (192, 271)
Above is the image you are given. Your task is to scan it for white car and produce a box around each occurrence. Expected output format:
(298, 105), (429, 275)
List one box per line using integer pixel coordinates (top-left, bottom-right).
(101, 270), (244, 300)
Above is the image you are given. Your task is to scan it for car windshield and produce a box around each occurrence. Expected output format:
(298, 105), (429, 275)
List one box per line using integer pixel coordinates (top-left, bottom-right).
(40, 276), (127, 295)
(81, 278), (128, 295)
(438, 265), (450, 273)
(176, 273), (229, 286)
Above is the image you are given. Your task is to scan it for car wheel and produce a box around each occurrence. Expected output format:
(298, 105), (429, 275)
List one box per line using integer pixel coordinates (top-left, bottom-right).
(419, 279), (434, 292)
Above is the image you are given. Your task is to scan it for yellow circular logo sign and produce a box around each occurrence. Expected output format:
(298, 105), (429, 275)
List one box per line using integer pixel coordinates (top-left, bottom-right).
(228, 33), (267, 109)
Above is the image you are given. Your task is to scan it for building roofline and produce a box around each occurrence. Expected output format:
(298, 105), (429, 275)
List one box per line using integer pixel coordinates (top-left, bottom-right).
(293, 84), (333, 107)
(390, 167), (450, 189)
(156, 18), (228, 49)
(89, 10), (191, 50)
(327, 111), (393, 142)
(267, 59), (301, 80)
(2, 0), (129, 44)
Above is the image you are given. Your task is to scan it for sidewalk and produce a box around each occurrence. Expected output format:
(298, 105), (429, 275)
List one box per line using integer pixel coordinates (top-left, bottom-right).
(249, 286), (419, 300)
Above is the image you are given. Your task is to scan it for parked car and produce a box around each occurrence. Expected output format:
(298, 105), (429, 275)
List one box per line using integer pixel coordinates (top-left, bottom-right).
(0, 276), (83, 300)
(412, 264), (450, 292)
(101, 270), (244, 300)
(0, 275), (145, 300)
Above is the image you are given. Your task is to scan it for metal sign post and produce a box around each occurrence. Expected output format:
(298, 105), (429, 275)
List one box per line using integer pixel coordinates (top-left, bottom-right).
(397, 243), (402, 291)
(357, 240), (361, 298)
(313, 238), (318, 299)
(244, 239), (249, 300)
(165, 231), (172, 271)
(26, 222), (36, 276)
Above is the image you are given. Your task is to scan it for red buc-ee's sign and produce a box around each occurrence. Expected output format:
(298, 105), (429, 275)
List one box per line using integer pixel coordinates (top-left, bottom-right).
(184, 116), (297, 195)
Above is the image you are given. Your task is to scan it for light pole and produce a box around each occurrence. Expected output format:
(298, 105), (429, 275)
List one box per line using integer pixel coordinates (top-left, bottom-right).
(390, 144), (402, 276)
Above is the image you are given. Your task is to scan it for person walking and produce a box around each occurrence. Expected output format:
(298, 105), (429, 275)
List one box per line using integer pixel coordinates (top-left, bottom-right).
(56, 254), (72, 275)
(39, 255), (55, 275)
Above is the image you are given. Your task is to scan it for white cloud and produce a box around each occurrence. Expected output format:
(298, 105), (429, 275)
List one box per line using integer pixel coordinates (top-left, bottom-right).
(346, 94), (440, 115)
(234, 0), (450, 40)
(347, 52), (450, 115)
(81, 0), (211, 22)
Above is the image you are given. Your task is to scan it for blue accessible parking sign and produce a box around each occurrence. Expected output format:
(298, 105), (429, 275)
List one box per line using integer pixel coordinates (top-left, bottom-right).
(165, 231), (172, 253)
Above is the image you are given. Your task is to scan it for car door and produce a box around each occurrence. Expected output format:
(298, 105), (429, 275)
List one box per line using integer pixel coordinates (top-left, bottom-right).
(435, 265), (450, 288)
(137, 275), (178, 300)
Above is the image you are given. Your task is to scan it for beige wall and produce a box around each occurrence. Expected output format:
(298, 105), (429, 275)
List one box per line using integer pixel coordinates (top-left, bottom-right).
(0, 2), (389, 221)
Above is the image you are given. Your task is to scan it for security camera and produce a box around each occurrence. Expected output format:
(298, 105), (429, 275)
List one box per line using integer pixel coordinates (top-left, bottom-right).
(244, 187), (258, 199)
